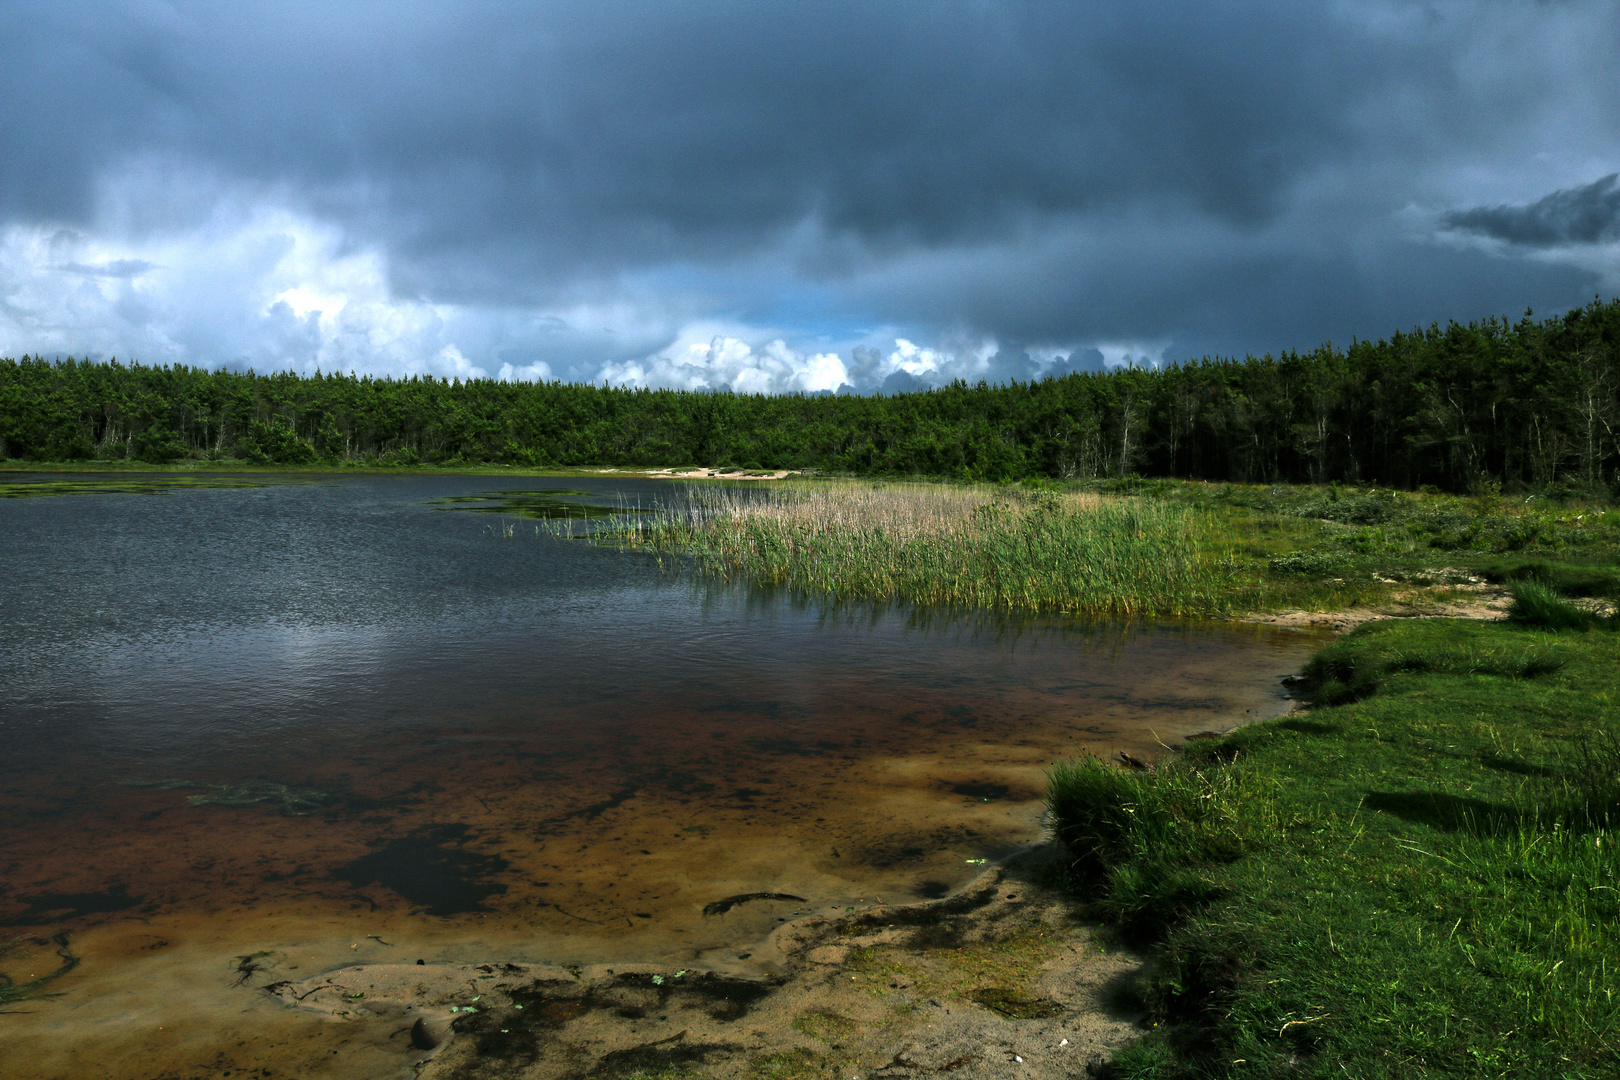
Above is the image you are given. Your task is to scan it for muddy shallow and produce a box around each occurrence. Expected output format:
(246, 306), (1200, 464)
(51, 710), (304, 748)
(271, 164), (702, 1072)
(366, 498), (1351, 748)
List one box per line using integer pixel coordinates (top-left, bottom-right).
(0, 475), (1326, 1078)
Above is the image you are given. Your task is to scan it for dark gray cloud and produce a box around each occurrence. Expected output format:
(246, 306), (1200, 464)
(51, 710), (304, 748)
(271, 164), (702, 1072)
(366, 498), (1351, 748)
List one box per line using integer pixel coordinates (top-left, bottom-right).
(0, 1), (1617, 384)
(1443, 174), (1620, 247)
(1, 3), (1393, 249)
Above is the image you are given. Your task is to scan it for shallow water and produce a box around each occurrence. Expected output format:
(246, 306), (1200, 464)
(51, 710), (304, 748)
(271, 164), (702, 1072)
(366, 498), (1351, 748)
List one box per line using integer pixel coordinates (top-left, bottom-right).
(0, 472), (1324, 1078)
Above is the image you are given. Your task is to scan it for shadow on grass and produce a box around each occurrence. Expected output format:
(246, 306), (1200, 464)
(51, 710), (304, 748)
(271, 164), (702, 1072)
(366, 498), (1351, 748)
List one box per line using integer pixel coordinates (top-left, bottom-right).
(1477, 751), (1558, 778)
(1363, 791), (1527, 836)
(1274, 719), (1343, 736)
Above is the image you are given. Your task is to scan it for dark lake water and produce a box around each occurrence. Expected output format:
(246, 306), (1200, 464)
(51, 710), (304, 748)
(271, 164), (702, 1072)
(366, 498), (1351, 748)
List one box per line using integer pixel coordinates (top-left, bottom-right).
(0, 472), (1323, 1077)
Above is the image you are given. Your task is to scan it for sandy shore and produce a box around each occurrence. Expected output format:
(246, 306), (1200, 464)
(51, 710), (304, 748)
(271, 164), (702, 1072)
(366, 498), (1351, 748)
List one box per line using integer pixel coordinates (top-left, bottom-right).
(1240, 577), (1514, 632)
(259, 851), (1140, 1079)
(590, 467), (799, 480)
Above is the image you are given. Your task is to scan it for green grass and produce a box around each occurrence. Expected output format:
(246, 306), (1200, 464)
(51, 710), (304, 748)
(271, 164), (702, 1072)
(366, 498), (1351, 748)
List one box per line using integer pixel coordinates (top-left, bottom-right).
(601, 479), (1396, 618)
(1049, 616), (1620, 1078)
(1095, 476), (1620, 570)
(1507, 580), (1617, 632)
(586, 476), (1620, 621)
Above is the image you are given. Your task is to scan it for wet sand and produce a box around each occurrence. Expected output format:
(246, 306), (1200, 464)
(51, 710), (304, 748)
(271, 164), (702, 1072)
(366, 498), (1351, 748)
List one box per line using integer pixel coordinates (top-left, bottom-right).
(268, 856), (1144, 1079)
(0, 623), (1324, 1079)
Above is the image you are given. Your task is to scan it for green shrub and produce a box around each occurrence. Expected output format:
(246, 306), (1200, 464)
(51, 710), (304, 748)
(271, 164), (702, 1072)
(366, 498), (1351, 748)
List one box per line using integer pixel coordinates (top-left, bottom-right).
(1266, 551), (1347, 576)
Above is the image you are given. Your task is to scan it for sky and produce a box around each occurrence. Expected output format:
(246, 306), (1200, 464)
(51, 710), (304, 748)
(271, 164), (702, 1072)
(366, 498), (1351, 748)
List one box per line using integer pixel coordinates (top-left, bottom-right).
(1, 0), (1617, 393)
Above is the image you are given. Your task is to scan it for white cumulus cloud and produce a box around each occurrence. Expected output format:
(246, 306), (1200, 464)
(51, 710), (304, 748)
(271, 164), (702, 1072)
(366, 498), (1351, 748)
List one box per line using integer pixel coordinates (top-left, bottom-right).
(0, 206), (507, 379)
(596, 327), (851, 394)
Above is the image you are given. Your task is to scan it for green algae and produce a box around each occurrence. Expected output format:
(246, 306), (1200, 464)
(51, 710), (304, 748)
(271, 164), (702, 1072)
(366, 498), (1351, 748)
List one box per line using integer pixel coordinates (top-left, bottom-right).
(121, 778), (329, 816)
(430, 488), (635, 519)
(0, 475), (295, 499)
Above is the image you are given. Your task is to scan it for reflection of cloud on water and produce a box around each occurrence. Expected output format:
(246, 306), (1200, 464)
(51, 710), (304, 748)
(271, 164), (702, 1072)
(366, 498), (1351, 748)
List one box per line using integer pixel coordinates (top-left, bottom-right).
(74, 620), (403, 750)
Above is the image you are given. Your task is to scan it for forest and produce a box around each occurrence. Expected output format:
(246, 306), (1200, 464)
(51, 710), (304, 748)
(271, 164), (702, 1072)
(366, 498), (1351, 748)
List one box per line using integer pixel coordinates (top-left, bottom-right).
(2, 298), (1618, 493)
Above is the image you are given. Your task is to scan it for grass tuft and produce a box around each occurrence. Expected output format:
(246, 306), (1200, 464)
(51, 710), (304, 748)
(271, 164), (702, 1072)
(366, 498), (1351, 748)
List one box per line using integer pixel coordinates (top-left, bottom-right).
(1508, 578), (1612, 631)
(1046, 756), (1247, 943)
(1302, 620), (1568, 704)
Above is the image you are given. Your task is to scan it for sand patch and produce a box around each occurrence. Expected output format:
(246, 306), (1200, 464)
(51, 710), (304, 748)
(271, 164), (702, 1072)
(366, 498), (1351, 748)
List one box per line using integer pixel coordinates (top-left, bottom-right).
(1242, 579), (1513, 632)
(263, 852), (1140, 1079)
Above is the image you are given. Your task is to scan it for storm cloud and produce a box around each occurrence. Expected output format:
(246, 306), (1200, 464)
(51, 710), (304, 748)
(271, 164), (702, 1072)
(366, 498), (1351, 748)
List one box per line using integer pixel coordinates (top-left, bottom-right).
(1443, 174), (1620, 248)
(0, 1), (1616, 389)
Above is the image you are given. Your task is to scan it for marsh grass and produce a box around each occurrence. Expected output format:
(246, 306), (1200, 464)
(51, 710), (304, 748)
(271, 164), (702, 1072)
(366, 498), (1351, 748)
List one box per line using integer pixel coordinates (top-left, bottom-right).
(607, 480), (1248, 617)
(1047, 756), (1255, 942)
(1053, 618), (1620, 1078)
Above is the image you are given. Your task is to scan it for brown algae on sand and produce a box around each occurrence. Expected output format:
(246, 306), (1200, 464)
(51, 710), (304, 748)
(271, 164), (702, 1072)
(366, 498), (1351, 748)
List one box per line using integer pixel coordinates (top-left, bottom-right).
(263, 859), (1141, 1079)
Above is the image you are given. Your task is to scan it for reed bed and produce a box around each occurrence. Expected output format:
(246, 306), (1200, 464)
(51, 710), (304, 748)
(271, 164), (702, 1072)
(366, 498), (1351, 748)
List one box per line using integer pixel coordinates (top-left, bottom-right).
(611, 480), (1241, 618)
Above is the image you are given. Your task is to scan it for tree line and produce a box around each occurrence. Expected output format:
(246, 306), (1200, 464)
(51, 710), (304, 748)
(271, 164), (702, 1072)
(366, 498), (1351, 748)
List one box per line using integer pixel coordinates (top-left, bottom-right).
(2, 298), (1618, 493)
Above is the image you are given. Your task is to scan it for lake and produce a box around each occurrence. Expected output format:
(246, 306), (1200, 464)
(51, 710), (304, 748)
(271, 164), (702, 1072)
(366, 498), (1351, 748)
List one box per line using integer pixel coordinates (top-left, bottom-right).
(0, 472), (1323, 1077)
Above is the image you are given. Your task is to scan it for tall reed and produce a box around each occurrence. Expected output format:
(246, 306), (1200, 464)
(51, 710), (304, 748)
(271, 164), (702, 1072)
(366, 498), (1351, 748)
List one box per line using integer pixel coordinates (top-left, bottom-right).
(612, 480), (1241, 617)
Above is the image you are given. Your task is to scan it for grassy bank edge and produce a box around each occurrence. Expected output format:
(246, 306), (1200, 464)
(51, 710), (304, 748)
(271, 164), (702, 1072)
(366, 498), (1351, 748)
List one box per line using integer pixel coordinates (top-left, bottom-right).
(1052, 587), (1620, 1079)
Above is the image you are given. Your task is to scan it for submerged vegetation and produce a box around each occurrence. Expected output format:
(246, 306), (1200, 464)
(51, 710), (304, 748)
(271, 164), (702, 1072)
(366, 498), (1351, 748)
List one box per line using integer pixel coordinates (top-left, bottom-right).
(0, 475), (291, 499)
(0, 934), (78, 1010)
(117, 778), (330, 817)
(429, 487), (628, 520)
(3, 299), (1620, 493)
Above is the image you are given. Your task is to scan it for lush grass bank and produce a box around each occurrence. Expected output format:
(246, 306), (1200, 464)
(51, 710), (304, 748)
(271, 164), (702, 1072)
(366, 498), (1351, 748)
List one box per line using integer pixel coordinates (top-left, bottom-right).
(1050, 598), (1620, 1077)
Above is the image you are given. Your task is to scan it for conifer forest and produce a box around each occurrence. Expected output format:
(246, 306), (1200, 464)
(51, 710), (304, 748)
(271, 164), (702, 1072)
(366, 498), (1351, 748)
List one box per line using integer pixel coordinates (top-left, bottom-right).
(4, 299), (1618, 493)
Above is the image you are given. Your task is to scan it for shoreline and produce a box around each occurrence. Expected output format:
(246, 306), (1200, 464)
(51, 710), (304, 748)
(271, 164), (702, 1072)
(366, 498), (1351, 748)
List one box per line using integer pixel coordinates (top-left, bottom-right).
(258, 850), (1143, 1079)
(0, 461), (806, 479)
(0, 626), (1310, 1080)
